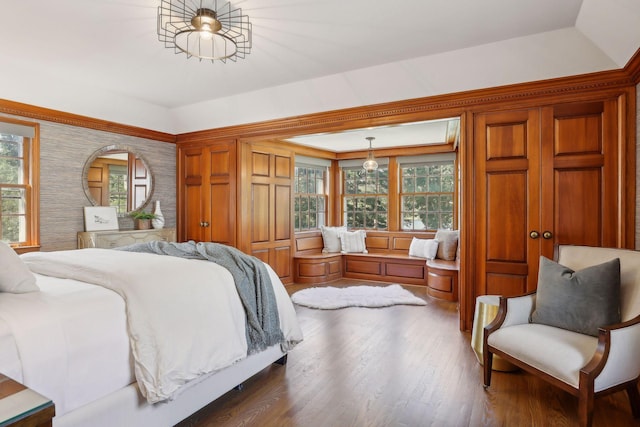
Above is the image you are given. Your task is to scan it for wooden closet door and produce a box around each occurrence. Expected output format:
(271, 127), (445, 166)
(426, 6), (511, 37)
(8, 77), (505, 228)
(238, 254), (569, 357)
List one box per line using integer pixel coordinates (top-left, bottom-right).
(540, 100), (619, 252)
(474, 100), (621, 299)
(239, 142), (294, 283)
(474, 109), (542, 297)
(180, 146), (209, 242)
(179, 141), (236, 245)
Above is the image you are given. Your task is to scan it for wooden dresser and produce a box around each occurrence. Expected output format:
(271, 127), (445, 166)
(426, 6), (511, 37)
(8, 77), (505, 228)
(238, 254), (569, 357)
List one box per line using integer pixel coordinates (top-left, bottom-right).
(77, 228), (176, 249)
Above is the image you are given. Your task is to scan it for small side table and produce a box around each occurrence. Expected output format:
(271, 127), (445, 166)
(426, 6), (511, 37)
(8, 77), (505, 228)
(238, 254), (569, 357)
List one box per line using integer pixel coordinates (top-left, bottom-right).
(471, 295), (517, 372)
(0, 374), (55, 427)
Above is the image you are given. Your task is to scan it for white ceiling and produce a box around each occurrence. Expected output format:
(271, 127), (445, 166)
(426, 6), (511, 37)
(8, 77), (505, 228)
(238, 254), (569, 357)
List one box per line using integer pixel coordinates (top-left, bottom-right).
(1, 0), (640, 150)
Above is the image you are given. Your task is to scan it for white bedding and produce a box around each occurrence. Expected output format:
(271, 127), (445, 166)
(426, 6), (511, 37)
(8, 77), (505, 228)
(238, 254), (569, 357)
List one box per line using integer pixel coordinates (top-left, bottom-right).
(1, 248), (302, 418)
(0, 275), (133, 416)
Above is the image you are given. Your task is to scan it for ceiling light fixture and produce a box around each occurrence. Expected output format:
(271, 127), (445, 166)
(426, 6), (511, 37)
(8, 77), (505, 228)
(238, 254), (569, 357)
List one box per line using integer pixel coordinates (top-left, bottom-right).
(157, 0), (252, 63)
(363, 137), (378, 173)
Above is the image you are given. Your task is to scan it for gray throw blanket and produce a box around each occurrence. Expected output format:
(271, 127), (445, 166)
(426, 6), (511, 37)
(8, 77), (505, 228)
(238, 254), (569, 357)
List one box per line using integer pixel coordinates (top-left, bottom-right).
(115, 240), (284, 354)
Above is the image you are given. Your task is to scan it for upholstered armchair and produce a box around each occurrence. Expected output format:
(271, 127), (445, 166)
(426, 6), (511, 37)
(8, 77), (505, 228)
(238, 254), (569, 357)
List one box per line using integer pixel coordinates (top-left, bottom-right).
(483, 245), (640, 427)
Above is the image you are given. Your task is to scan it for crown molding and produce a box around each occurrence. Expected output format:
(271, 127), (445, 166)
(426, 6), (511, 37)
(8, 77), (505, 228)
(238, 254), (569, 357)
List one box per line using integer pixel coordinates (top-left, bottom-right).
(0, 98), (176, 143)
(176, 61), (638, 144)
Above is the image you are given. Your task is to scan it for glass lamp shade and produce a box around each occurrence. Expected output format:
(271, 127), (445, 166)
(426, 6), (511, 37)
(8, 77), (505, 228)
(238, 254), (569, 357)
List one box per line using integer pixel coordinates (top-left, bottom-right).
(363, 152), (378, 172)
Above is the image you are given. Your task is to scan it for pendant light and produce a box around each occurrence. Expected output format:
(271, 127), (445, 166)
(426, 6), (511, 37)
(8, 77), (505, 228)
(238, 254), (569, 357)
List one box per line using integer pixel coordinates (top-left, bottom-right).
(363, 137), (378, 173)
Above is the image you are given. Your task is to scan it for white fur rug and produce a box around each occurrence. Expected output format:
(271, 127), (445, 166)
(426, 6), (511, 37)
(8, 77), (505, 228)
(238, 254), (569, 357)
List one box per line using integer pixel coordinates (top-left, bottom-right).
(291, 284), (426, 309)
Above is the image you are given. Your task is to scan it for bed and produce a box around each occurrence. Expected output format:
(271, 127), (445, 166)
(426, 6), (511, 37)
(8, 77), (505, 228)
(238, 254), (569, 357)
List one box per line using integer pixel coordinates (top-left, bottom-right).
(0, 241), (303, 427)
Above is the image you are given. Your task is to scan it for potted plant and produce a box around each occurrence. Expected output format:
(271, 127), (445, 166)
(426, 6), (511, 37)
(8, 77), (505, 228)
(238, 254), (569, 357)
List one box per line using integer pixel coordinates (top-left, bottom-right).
(129, 210), (156, 230)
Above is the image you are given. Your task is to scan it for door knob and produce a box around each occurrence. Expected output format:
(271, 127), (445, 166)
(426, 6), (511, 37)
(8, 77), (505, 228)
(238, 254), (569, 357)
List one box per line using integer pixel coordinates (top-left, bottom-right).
(203, 221), (209, 227)
(530, 231), (540, 239)
(542, 231), (553, 239)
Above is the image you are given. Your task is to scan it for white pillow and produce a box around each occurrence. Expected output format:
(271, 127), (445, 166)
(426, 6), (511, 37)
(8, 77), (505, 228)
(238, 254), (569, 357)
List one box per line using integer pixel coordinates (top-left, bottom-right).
(320, 226), (347, 253)
(409, 237), (439, 259)
(339, 230), (368, 254)
(0, 241), (39, 293)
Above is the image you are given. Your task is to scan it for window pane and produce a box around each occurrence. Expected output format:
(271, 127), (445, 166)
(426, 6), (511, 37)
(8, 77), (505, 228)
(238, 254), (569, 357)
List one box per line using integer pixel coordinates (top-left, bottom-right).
(1, 216), (21, 243)
(427, 213), (440, 229)
(442, 175), (454, 192)
(441, 213), (454, 229)
(0, 158), (22, 184)
(377, 213), (387, 230)
(0, 138), (22, 156)
(428, 176), (441, 192)
(402, 177), (414, 192)
(440, 195), (454, 212)
(293, 164), (327, 231)
(377, 197), (387, 212)
(1, 188), (25, 215)
(400, 160), (455, 231)
(0, 130), (33, 245)
(342, 167), (388, 230)
(427, 195), (439, 211)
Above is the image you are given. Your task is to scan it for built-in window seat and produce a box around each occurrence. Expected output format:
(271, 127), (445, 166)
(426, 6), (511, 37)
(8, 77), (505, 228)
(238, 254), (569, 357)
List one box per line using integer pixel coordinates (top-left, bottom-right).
(293, 230), (459, 301)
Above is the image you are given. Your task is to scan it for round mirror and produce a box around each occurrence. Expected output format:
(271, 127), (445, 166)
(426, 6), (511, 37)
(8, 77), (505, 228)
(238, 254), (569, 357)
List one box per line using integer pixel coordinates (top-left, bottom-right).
(82, 145), (154, 215)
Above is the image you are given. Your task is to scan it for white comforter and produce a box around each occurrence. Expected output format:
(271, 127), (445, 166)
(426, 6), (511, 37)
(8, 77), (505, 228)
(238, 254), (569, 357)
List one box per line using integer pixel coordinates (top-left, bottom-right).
(5, 248), (302, 415)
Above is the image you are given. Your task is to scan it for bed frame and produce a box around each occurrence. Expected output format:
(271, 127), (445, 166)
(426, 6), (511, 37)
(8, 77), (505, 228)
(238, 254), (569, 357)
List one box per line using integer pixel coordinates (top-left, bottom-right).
(55, 345), (287, 427)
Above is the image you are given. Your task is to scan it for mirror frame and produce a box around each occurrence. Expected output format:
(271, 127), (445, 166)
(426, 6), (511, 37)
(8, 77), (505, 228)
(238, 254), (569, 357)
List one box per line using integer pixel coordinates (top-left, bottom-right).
(82, 144), (155, 214)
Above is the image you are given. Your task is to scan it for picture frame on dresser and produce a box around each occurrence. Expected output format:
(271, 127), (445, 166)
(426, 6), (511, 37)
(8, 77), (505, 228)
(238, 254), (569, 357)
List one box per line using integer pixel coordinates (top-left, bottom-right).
(83, 206), (119, 232)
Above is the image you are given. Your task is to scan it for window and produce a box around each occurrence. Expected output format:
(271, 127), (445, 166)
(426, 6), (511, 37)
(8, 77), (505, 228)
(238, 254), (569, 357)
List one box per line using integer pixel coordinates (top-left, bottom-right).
(294, 164), (328, 231)
(343, 167), (388, 230)
(108, 164), (128, 215)
(0, 119), (38, 247)
(400, 160), (455, 230)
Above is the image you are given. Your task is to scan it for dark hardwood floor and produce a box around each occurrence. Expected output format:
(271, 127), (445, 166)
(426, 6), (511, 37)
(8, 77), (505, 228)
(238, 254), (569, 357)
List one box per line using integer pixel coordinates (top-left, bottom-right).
(177, 279), (640, 427)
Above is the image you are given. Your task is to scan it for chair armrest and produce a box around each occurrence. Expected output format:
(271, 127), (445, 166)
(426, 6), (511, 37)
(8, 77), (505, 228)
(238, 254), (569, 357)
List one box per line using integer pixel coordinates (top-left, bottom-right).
(581, 314), (640, 391)
(486, 292), (537, 334)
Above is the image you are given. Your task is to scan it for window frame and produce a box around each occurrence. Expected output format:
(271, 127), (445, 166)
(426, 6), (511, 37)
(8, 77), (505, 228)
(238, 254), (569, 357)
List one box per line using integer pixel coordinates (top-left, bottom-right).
(341, 165), (389, 230)
(0, 117), (39, 252)
(293, 162), (329, 232)
(399, 159), (456, 231)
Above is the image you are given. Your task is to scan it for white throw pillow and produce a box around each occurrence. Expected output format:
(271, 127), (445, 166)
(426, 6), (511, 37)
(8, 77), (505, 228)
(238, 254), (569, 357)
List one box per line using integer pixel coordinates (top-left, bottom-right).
(409, 237), (439, 259)
(320, 226), (347, 253)
(0, 241), (39, 293)
(339, 230), (368, 254)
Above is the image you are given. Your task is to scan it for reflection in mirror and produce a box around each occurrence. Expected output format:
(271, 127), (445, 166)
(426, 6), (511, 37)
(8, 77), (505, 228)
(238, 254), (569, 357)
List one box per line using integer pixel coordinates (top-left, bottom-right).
(82, 145), (154, 215)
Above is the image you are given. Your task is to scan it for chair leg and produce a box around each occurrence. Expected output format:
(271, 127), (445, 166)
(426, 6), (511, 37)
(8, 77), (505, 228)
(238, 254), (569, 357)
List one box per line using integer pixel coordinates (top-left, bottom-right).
(626, 381), (640, 418)
(483, 350), (493, 388)
(578, 388), (594, 427)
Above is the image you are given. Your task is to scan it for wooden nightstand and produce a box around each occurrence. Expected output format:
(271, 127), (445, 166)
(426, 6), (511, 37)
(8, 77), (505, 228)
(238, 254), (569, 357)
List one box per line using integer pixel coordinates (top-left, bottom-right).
(0, 374), (55, 427)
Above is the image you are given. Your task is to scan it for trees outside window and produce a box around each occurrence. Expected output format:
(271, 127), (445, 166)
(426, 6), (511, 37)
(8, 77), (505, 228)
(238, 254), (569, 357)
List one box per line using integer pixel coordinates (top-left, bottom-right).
(294, 165), (327, 231)
(400, 161), (454, 231)
(343, 167), (388, 230)
(0, 122), (38, 247)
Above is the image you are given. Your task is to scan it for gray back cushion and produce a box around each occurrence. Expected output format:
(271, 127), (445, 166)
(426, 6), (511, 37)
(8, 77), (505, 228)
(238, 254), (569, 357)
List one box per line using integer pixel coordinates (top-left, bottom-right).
(531, 256), (621, 336)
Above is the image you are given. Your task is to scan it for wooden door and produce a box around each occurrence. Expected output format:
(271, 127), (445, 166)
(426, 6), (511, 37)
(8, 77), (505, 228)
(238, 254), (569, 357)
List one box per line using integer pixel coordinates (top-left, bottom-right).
(474, 99), (622, 298)
(239, 142), (294, 283)
(179, 141), (236, 245)
(474, 109), (542, 297)
(541, 100), (620, 252)
(129, 153), (150, 211)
